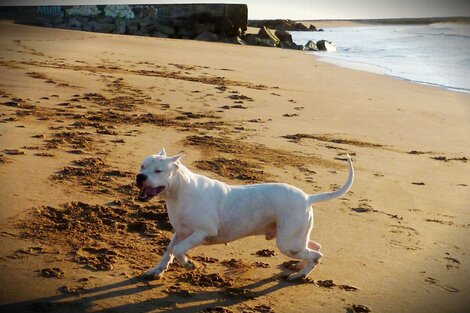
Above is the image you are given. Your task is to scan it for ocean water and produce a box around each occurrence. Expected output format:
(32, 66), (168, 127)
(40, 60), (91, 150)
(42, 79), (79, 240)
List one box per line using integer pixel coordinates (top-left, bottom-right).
(291, 23), (470, 93)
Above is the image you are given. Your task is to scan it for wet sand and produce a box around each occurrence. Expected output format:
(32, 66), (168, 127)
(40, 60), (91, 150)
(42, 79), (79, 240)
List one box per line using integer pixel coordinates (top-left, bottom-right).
(0, 20), (469, 313)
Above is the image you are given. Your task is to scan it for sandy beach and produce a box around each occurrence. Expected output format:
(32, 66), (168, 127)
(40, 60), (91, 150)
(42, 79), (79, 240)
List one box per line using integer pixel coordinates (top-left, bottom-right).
(0, 20), (469, 313)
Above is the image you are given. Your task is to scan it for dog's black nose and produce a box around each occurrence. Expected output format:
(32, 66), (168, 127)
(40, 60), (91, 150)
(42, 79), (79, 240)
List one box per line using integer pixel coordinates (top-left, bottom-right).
(136, 173), (147, 187)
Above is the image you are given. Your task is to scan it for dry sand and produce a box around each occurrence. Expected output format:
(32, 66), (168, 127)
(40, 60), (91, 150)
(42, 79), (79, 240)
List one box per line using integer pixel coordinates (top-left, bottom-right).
(0, 20), (469, 313)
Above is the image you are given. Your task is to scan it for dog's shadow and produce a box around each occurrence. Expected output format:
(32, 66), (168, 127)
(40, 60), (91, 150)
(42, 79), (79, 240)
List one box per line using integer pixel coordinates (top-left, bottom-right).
(0, 273), (299, 312)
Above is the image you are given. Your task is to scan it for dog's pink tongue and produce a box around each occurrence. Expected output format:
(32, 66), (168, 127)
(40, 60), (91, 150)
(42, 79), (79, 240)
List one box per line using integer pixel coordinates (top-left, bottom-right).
(138, 186), (164, 201)
(138, 187), (152, 200)
(146, 187), (158, 196)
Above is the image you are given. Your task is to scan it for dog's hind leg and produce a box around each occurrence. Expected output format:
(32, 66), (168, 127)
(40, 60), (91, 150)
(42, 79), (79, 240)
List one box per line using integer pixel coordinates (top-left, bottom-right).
(278, 237), (323, 280)
(309, 240), (321, 251)
(287, 240), (322, 271)
(276, 212), (322, 280)
(286, 248), (323, 280)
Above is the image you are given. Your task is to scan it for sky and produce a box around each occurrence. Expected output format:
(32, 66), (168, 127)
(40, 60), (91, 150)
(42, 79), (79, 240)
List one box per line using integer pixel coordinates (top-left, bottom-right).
(2, 0), (470, 20)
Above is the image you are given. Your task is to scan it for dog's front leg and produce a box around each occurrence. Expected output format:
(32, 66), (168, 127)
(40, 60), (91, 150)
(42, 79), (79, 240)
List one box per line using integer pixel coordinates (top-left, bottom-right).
(172, 230), (207, 270)
(144, 234), (179, 279)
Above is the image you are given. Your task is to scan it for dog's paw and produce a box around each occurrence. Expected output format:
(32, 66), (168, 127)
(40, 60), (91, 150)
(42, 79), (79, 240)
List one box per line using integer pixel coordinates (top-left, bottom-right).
(282, 260), (303, 271)
(143, 273), (163, 281)
(286, 272), (306, 281)
(184, 260), (197, 270)
(283, 273), (313, 284)
(142, 267), (164, 280)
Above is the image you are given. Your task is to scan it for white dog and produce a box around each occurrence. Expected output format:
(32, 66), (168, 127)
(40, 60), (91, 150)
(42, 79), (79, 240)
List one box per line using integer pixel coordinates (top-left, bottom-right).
(136, 148), (354, 280)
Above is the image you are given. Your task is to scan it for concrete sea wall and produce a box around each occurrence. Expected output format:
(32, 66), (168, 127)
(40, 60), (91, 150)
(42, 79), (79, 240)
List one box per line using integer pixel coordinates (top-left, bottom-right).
(0, 4), (248, 40)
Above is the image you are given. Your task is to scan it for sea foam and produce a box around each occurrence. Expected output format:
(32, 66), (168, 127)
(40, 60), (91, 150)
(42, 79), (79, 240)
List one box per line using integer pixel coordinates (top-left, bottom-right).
(291, 23), (470, 93)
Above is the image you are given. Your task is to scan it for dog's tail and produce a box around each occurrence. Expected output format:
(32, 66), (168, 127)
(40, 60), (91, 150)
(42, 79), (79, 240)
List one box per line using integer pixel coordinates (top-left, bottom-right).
(308, 155), (354, 205)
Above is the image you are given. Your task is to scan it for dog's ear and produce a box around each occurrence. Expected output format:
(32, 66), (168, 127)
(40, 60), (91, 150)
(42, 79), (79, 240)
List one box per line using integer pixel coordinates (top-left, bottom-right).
(157, 148), (167, 157)
(168, 154), (184, 164)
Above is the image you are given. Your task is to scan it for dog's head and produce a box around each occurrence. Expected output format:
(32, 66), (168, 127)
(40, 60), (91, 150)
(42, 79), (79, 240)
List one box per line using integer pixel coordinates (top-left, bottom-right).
(135, 148), (184, 201)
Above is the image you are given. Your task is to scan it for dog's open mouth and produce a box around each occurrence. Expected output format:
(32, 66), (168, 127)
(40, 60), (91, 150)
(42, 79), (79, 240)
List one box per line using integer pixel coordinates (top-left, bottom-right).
(138, 186), (165, 201)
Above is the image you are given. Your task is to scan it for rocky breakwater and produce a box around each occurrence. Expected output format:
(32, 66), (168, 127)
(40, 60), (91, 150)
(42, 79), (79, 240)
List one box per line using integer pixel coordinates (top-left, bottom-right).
(0, 5), (335, 51)
(247, 19), (336, 51)
(249, 19), (322, 32)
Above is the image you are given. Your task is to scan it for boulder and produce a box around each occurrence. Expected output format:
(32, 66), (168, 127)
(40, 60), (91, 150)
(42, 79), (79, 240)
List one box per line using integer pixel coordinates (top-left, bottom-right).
(281, 41), (304, 50)
(244, 34), (261, 46)
(258, 26), (280, 46)
(248, 19), (300, 31)
(304, 40), (318, 51)
(316, 40), (336, 51)
(228, 36), (246, 45)
(274, 29), (293, 43)
(115, 18), (127, 34)
(294, 22), (309, 31)
(274, 20), (295, 31)
(309, 24), (317, 31)
(259, 38), (276, 47)
(194, 32), (219, 42)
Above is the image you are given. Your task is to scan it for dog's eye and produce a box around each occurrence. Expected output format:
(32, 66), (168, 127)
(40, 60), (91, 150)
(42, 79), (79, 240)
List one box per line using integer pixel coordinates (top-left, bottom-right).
(154, 169), (162, 174)
(140, 165), (145, 170)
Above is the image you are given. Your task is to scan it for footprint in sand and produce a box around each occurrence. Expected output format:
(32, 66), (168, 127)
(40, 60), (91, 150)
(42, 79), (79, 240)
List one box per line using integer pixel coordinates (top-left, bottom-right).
(388, 224), (421, 250)
(388, 224), (419, 236)
(351, 202), (402, 220)
(430, 155), (468, 163)
(444, 253), (460, 270)
(0, 155), (11, 164)
(346, 304), (371, 313)
(425, 218), (453, 226)
(37, 267), (65, 278)
(3, 149), (25, 155)
(424, 277), (459, 293)
(282, 113), (298, 117)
